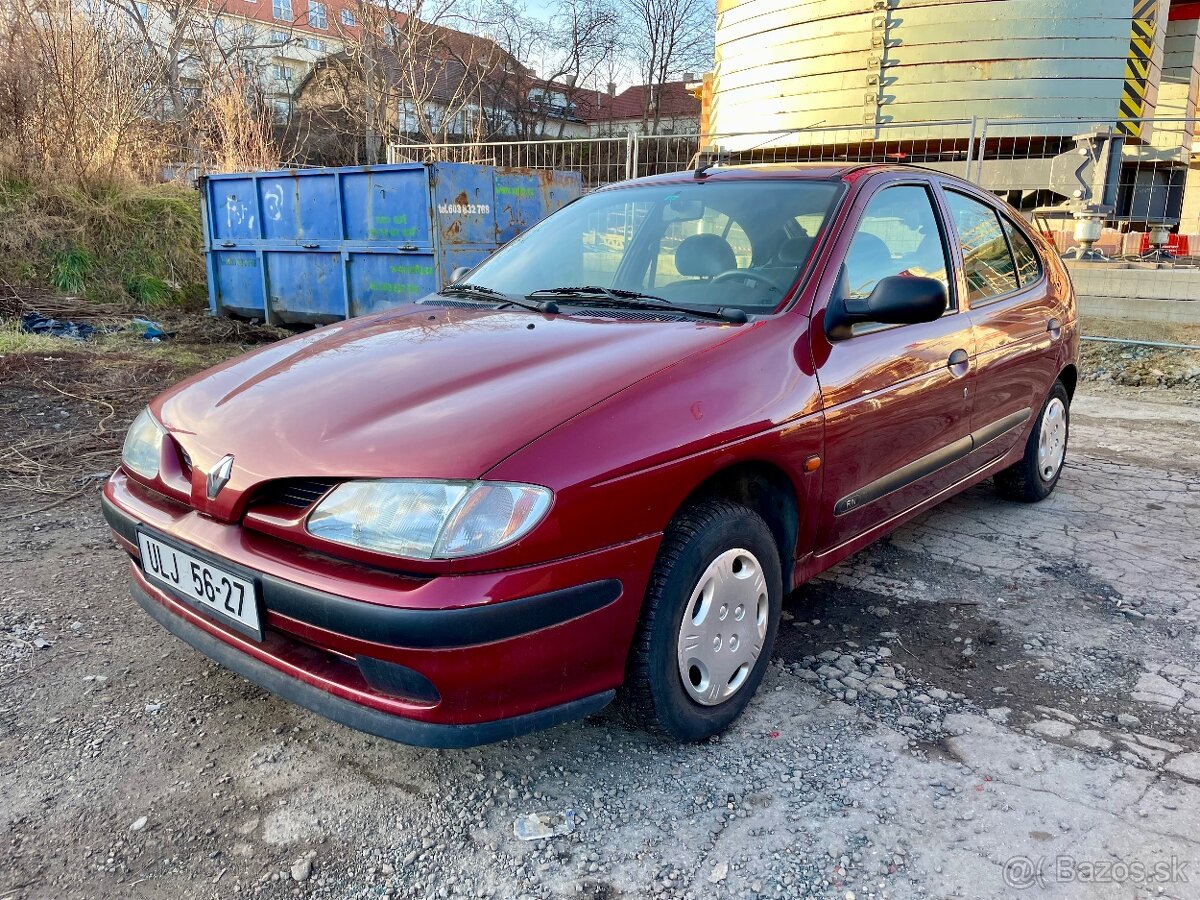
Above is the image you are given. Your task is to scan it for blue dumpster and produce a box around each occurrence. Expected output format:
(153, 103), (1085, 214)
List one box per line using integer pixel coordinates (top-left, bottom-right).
(200, 162), (583, 324)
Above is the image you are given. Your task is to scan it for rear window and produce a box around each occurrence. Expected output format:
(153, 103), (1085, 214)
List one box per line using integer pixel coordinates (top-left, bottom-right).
(1003, 219), (1042, 287)
(945, 191), (1019, 303)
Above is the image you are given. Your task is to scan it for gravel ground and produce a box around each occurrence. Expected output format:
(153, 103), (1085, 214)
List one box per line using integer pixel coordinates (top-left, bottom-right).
(2, 360), (1200, 899)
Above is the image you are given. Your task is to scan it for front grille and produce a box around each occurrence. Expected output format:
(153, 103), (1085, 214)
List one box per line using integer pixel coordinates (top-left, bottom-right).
(255, 478), (339, 510)
(175, 442), (193, 477)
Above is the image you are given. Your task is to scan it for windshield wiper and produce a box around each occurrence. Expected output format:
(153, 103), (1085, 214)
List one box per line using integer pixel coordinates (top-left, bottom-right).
(437, 283), (555, 314)
(527, 286), (748, 323)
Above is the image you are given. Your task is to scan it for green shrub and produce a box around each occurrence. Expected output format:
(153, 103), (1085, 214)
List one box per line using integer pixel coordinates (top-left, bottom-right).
(51, 246), (92, 294)
(124, 273), (173, 306)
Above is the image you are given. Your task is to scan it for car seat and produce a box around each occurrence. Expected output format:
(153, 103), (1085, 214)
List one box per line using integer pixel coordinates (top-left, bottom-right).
(674, 233), (737, 279)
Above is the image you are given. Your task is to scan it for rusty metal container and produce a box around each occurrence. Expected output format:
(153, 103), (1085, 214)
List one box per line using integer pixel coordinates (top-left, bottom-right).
(201, 163), (582, 324)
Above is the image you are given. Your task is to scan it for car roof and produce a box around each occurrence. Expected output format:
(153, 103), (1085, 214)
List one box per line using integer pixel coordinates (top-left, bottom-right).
(608, 162), (876, 186)
(602, 162), (964, 190)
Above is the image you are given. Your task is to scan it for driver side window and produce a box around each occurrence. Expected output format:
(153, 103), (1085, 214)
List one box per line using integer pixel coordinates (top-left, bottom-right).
(846, 185), (951, 306)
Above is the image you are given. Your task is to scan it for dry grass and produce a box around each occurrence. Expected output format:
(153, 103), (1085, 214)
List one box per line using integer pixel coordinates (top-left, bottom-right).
(0, 177), (205, 306)
(0, 293), (290, 513)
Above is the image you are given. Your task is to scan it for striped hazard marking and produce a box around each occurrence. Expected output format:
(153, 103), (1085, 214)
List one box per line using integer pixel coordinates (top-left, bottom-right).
(1119, 0), (1160, 138)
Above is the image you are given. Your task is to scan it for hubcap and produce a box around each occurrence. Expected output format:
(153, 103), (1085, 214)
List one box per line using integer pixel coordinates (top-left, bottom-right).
(1037, 397), (1067, 481)
(676, 549), (769, 706)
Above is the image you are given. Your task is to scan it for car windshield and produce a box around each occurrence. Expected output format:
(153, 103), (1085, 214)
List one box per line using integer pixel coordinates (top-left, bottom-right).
(461, 179), (844, 314)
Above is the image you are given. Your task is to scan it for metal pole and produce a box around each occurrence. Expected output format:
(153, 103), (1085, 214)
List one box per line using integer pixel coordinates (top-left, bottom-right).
(972, 119), (989, 184)
(963, 115), (978, 180)
(1081, 336), (1200, 351)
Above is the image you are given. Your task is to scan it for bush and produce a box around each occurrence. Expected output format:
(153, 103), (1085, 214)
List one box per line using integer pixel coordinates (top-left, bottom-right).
(51, 246), (92, 294)
(0, 177), (205, 307)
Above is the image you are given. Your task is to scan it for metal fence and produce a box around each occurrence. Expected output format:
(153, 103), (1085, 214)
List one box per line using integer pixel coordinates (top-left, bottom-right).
(390, 117), (1200, 262)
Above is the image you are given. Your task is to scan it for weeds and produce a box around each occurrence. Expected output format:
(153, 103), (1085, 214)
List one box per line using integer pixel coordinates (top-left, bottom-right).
(0, 177), (204, 307)
(124, 274), (172, 306)
(51, 246), (91, 294)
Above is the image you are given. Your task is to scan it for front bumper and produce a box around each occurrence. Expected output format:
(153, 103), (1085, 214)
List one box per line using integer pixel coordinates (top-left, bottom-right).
(103, 473), (660, 746)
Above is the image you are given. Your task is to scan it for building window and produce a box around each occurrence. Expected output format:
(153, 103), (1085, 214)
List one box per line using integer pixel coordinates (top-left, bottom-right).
(272, 0), (292, 21)
(270, 29), (287, 42)
(340, 8), (355, 25)
(309, 0), (326, 28)
(304, 37), (325, 51)
(399, 99), (417, 132)
(272, 99), (291, 122)
(135, 1), (148, 16)
(272, 63), (291, 83)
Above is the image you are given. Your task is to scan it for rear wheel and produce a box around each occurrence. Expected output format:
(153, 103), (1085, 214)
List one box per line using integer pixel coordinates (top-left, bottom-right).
(994, 380), (1070, 502)
(619, 499), (782, 741)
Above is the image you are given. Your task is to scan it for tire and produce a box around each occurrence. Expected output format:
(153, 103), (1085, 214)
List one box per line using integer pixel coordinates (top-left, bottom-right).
(618, 499), (782, 741)
(994, 380), (1070, 503)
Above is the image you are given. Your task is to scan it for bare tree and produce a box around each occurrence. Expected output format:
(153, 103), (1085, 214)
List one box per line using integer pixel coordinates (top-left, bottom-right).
(321, 0), (510, 161)
(201, 73), (284, 172)
(617, 0), (711, 134)
(1, 0), (168, 182)
(485, 0), (620, 139)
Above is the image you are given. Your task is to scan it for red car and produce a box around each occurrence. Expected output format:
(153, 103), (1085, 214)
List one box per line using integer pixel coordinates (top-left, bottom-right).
(103, 163), (1077, 747)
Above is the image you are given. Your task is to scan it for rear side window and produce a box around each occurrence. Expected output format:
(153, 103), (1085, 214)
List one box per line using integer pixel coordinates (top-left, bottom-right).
(1003, 219), (1042, 287)
(944, 191), (1018, 303)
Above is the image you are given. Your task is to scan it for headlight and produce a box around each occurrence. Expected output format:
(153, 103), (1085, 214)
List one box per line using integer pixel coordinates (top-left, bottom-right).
(122, 407), (165, 480)
(306, 480), (553, 560)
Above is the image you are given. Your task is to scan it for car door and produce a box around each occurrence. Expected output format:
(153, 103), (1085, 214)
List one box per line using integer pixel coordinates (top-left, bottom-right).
(939, 186), (1061, 464)
(810, 176), (977, 553)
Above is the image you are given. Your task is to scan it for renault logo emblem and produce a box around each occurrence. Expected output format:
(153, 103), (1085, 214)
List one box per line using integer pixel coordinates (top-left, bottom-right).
(206, 454), (235, 500)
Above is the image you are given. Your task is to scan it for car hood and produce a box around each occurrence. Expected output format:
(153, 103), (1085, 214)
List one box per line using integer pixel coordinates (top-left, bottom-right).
(155, 303), (745, 492)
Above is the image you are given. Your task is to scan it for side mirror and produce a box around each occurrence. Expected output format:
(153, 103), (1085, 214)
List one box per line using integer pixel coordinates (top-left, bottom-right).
(825, 275), (948, 341)
(448, 266), (472, 285)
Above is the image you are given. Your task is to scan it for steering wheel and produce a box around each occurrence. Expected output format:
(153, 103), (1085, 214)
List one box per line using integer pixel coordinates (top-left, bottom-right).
(711, 269), (780, 291)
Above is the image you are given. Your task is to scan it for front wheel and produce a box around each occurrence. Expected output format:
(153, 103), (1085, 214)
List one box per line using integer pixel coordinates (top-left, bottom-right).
(994, 380), (1070, 502)
(618, 499), (782, 741)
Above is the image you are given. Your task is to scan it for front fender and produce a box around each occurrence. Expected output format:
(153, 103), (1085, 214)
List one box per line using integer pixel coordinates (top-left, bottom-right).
(483, 317), (825, 568)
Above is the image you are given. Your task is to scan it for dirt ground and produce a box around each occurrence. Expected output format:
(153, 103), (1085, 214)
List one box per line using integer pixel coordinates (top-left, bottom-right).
(2, 309), (1200, 900)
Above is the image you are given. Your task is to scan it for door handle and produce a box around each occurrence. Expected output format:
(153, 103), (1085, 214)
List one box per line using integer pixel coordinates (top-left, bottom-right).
(1047, 317), (1062, 339)
(947, 348), (969, 378)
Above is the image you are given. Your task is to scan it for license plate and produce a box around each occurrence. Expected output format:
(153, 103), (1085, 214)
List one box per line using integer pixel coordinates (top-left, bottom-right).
(137, 532), (262, 640)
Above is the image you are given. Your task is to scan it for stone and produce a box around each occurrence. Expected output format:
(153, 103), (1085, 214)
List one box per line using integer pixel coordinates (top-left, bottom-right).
(1164, 753), (1200, 783)
(1136, 734), (1184, 753)
(1118, 740), (1165, 767)
(867, 684), (898, 700)
(1133, 673), (1185, 702)
(1028, 719), (1075, 739)
(1070, 730), (1114, 751)
(1116, 713), (1141, 728)
(708, 862), (728, 883)
(291, 858), (313, 882)
(130, 817), (148, 832)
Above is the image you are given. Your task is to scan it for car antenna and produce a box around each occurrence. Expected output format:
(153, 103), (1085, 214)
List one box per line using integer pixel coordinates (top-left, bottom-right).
(692, 148), (729, 179)
(692, 120), (830, 178)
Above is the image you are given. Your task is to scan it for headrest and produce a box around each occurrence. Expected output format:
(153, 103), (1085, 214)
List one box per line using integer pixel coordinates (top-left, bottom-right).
(847, 232), (892, 270)
(675, 233), (736, 277)
(778, 236), (814, 266)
